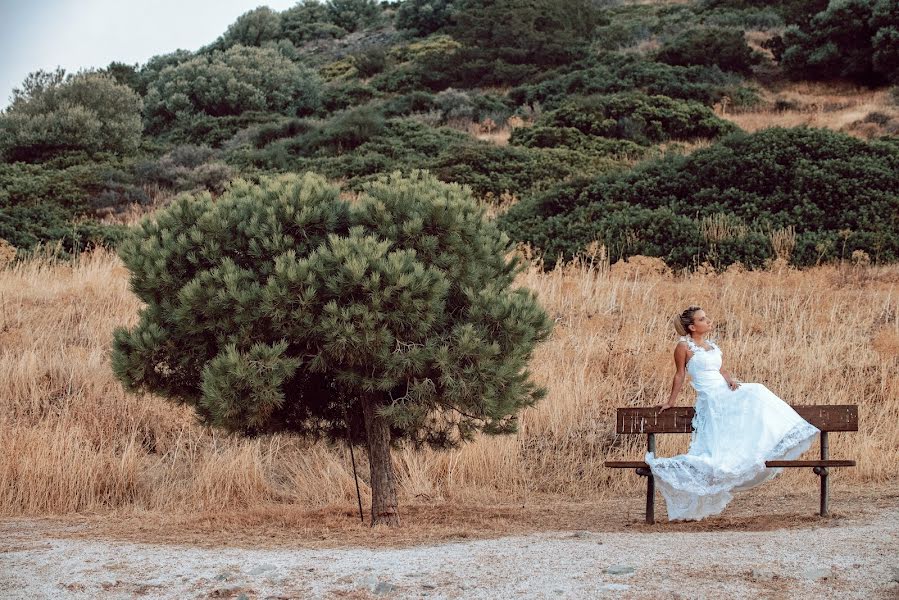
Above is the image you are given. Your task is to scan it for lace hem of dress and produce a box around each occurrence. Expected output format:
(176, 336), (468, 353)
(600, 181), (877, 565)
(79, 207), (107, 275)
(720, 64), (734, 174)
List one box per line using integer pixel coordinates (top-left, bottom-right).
(645, 420), (819, 521)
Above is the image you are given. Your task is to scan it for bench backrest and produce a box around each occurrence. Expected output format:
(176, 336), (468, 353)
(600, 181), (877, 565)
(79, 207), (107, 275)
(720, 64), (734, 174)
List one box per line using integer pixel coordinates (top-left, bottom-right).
(615, 405), (858, 434)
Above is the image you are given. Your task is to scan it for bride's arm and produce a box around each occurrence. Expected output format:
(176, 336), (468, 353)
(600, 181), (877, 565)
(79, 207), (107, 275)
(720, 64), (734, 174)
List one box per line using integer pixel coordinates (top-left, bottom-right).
(659, 342), (688, 412)
(719, 363), (741, 390)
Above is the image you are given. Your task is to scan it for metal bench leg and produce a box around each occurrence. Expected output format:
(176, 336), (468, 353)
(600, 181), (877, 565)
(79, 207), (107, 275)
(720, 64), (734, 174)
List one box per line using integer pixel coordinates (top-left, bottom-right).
(814, 432), (829, 517)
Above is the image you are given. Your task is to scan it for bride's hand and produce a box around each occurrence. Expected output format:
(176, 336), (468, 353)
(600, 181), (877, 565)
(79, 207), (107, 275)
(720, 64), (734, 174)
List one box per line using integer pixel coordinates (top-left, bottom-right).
(658, 402), (674, 413)
(728, 380), (741, 390)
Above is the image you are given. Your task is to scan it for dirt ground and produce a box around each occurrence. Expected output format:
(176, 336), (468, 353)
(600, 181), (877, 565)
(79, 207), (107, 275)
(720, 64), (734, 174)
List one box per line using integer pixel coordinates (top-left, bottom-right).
(2, 485), (898, 599)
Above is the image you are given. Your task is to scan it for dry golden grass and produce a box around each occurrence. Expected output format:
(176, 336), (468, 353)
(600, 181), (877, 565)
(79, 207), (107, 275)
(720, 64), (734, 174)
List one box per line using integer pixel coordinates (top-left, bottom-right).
(722, 81), (899, 139)
(1, 249), (897, 525)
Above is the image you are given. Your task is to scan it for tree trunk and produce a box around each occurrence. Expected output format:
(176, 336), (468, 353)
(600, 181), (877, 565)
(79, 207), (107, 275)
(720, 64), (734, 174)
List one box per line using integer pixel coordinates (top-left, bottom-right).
(361, 394), (400, 527)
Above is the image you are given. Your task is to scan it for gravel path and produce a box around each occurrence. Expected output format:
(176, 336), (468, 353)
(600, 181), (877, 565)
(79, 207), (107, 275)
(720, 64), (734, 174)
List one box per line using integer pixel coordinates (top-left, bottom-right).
(2, 506), (898, 599)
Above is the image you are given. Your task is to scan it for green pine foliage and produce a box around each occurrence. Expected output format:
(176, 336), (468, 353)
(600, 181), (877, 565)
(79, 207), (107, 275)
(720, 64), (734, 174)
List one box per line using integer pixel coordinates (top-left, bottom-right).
(112, 170), (552, 447)
(498, 127), (899, 269)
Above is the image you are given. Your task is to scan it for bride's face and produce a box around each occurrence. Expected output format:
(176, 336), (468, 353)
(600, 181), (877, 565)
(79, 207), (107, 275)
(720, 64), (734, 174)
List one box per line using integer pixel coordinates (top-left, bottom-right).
(689, 310), (713, 335)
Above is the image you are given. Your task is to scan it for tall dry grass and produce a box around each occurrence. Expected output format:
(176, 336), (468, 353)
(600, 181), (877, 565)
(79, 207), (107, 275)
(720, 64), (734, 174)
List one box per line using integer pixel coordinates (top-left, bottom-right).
(722, 82), (899, 139)
(1, 249), (897, 517)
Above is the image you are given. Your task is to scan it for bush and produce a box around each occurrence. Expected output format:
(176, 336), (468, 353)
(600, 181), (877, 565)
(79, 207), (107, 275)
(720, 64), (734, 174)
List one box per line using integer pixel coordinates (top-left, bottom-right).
(538, 92), (737, 145)
(700, 0), (828, 26)
(0, 203), (126, 256)
(499, 127), (899, 269)
(280, 1), (347, 44)
(320, 80), (379, 113)
(134, 145), (233, 194)
(780, 0), (899, 85)
(220, 6), (282, 48)
(508, 53), (758, 110)
(440, 0), (602, 87)
(0, 69), (143, 163)
(395, 0), (455, 35)
(429, 142), (619, 198)
(326, 0), (381, 32)
(509, 125), (646, 157)
(382, 91), (439, 117)
(656, 27), (762, 74)
(144, 45), (323, 136)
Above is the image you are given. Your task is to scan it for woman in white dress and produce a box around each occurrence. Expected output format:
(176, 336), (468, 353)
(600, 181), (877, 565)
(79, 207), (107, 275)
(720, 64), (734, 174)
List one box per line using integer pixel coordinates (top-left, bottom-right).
(645, 306), (820, 521)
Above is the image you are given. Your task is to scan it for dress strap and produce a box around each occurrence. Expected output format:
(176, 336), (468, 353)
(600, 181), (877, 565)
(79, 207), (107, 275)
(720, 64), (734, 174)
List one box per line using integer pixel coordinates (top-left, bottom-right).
(680, 336), (715, 352)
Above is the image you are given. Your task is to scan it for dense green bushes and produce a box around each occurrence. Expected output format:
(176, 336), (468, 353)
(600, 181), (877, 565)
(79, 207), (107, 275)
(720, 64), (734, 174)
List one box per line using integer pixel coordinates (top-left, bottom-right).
(0, 69), (143, 163)
(536, 93), (737, 145)
(508, 54), (758, 110)
(779, 0), (899, 85)
(656, 27), (762, 74)
(509, 125), (646, 158)
(228, 115), (623, 198)
(499, 128), (899, 269)
(143, 45), (323, 139)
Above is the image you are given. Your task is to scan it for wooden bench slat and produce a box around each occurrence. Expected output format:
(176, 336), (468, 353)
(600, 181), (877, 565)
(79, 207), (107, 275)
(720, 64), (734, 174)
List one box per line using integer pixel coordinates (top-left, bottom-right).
(615, 405), (858, 434)
(604, 459), (856, 469)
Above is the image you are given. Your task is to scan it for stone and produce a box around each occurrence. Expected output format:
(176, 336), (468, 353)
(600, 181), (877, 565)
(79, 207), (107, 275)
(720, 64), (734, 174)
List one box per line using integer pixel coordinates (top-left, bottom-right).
(374, 581), (395, 595)
(604, 565), (636, 575)
(602, 583), (631, 591)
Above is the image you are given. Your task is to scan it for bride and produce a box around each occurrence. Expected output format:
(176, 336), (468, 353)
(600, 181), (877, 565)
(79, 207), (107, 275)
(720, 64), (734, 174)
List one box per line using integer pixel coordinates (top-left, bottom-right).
(645, 306), (820, 521)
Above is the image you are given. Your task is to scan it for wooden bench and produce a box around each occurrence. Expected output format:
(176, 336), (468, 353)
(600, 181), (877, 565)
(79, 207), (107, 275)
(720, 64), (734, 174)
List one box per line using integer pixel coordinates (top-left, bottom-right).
(604, 405), (858, 523)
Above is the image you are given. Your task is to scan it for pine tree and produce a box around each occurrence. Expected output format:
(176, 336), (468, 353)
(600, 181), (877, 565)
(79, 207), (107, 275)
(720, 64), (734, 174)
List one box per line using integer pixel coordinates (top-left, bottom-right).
(111, 170), (552, 525)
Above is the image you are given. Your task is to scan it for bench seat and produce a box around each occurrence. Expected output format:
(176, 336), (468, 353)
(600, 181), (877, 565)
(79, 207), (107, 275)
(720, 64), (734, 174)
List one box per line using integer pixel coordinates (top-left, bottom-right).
(604, 405), (859, 523)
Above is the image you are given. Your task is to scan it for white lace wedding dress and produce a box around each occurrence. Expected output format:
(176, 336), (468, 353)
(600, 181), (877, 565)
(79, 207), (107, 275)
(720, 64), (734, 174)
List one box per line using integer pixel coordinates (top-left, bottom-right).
(645, 336), (820, 521)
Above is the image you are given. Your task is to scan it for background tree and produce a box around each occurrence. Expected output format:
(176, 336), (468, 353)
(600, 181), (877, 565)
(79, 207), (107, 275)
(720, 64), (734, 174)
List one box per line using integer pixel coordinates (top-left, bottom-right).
(111, 170), (553, 526)
(143, 45), (323, 135)
(326, 0), (382, 33)
(395, 0), (455, 35)
(0, 69), (143, 162)
(221, 6), (283, 48)
(281, 1), (348, 44)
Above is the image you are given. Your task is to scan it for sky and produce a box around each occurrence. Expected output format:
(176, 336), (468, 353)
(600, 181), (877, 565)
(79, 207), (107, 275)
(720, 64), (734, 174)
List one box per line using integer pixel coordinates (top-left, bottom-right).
(0, 0), (299, 109)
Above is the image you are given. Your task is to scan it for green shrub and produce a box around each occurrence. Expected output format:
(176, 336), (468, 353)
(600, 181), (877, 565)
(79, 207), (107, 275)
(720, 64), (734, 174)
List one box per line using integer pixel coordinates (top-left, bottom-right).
(144, 45), (323, 136)
(0, 202), (126, 256)
(280, 1), (347, 45)
(440, 0), (602, 87)
(508, 54), (758, 110)
(134, 145), (233, 194)
(779, 0), (899, 85)
(395, 0), (455, 35)
(429, 143), (620, 198)
(0, 69), (143, 163)
(320, 80), (379, 113)
(656, 27), (762, 74)
(700, 0), (828, 26)
(499, 127), (899, 269)
(326, 0), (382, 32)
(509, 125), (646, 158)
(382, 91), (439, 117)
(539, 92), (737, 145)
